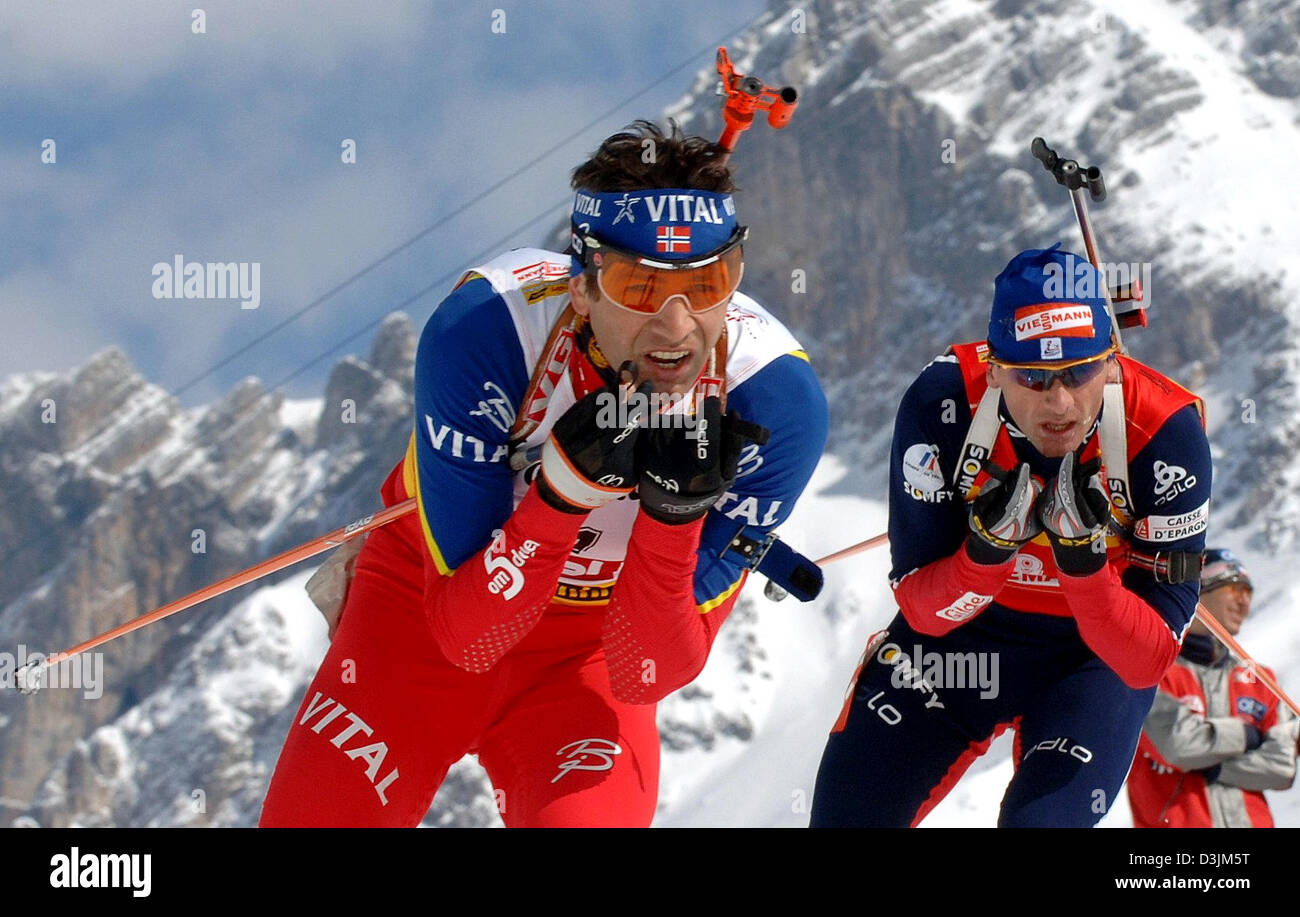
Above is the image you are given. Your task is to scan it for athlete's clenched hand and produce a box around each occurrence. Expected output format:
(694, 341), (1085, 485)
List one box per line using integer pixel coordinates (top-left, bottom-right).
(966, 462), (1043, 565)
(1037, 452), (1112, 576)
(636, 396), (770, 525)
(537, 362), (650, 514)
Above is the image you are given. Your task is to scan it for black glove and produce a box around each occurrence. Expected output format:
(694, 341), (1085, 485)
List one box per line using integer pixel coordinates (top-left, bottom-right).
(636, 396), (770, 525)
(537, 362), (650, 514)
(1037, 453), (1112, 576)
(1196, 764), (1221, 784)
(966, 462), (1043, 565)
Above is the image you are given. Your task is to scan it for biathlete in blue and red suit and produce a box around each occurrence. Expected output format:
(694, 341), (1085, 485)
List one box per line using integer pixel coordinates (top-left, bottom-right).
(260, 122), (828, 827)
(812, 245), (1212, 827)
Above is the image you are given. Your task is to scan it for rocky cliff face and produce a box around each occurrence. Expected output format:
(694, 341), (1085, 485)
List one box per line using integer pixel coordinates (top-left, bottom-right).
(0, 315), (416, 825)
(673, 0), (1300, 523)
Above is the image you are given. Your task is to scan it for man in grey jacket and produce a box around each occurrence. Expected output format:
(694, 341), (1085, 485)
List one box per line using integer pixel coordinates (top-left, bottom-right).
(1127, 548), (1297, 827)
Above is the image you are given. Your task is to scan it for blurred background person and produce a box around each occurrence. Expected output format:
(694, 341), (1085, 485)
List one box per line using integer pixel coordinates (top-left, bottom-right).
(1128, 548), (1297, 827)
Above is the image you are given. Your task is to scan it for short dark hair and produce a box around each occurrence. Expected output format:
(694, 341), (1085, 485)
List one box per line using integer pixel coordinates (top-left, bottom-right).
(571, 119), (734, 194)
(571, 121), (734, 295)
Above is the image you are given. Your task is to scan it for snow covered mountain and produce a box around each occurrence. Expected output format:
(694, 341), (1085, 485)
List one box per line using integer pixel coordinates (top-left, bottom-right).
(0, 315), (418, 825)
(5, 0), (1300, 826)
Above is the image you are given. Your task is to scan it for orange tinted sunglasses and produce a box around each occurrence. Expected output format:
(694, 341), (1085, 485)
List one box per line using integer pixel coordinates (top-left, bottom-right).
(582, 229), (746, 314)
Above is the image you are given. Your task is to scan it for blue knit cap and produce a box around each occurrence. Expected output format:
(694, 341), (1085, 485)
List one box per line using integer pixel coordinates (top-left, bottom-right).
(988, 244), (1113, 366)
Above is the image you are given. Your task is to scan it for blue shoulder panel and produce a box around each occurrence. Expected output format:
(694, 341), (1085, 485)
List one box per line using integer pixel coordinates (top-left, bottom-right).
(412, 277), (530, 573)
(886, 357), (972, 585)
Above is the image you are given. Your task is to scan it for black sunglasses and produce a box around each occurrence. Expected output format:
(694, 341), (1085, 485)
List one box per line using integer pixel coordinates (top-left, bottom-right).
(995, 355), (1112, 392)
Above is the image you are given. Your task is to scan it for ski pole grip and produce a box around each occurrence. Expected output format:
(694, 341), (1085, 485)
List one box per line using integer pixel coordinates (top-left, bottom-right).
(1085, 165), (1106, 202)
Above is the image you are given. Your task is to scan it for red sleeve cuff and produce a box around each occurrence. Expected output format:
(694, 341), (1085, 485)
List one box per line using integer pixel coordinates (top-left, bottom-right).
(424, 482), (588, 672)
(630, 509), (707, 562)
(1056, 562), (1180, 688)
(893, 542), (1014, 636)
(514, 480), (596, 542)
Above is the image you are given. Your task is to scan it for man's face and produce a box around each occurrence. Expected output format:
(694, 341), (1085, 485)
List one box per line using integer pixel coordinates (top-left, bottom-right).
(569, 274), (727, 397)
(1201, 582), (1253, 636)
(987, 357), (1117, 457)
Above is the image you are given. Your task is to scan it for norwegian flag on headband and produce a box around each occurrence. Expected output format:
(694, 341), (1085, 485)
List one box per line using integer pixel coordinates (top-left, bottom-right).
(656, 226), (691, 253)
(570, 188), (736, 269)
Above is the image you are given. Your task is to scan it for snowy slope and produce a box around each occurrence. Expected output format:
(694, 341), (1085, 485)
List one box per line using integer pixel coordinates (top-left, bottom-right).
(25, 569), (330, 827)
(653, 456), (892, 826)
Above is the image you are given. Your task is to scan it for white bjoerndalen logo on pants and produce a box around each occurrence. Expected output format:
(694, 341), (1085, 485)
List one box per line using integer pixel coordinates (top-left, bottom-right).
(551, 738), (623, 783)
(935, 591), (993, 623)
(484, 529), (539, 600)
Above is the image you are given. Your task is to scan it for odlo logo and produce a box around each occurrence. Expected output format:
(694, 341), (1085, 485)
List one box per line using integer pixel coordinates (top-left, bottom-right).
(693, 417), (710, 460)
(1152, 460), (1196, 506)
(484, 529), (539, 600)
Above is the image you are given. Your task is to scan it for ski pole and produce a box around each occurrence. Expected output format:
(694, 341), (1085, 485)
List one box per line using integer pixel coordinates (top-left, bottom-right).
(1195, 603), (1300, 718)
(14, 499), (417, 693)
(815, 531), (890, 565)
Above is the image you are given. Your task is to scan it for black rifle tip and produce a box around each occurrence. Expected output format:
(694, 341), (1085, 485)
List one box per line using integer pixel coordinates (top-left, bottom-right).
(1085, 165), (1106, 202)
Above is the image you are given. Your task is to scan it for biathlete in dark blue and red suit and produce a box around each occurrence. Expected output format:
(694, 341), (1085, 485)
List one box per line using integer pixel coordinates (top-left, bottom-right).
(812, 245), (1212, 827)
(260, 122), (827, 827)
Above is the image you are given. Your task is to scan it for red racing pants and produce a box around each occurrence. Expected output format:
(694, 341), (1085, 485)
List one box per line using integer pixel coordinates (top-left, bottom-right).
(259, 519), (660, 827)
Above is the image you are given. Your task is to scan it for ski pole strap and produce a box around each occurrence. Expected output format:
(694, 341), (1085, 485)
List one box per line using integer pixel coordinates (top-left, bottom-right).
(1126, 548), (1202, 584)
(723, 524), (824, 602)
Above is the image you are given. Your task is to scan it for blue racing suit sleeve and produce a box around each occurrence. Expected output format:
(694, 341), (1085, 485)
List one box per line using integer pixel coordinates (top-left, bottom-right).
(1122, 403), (1213, 640)
(886, 356), (971, 584)
(411, 276), (530, 573)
